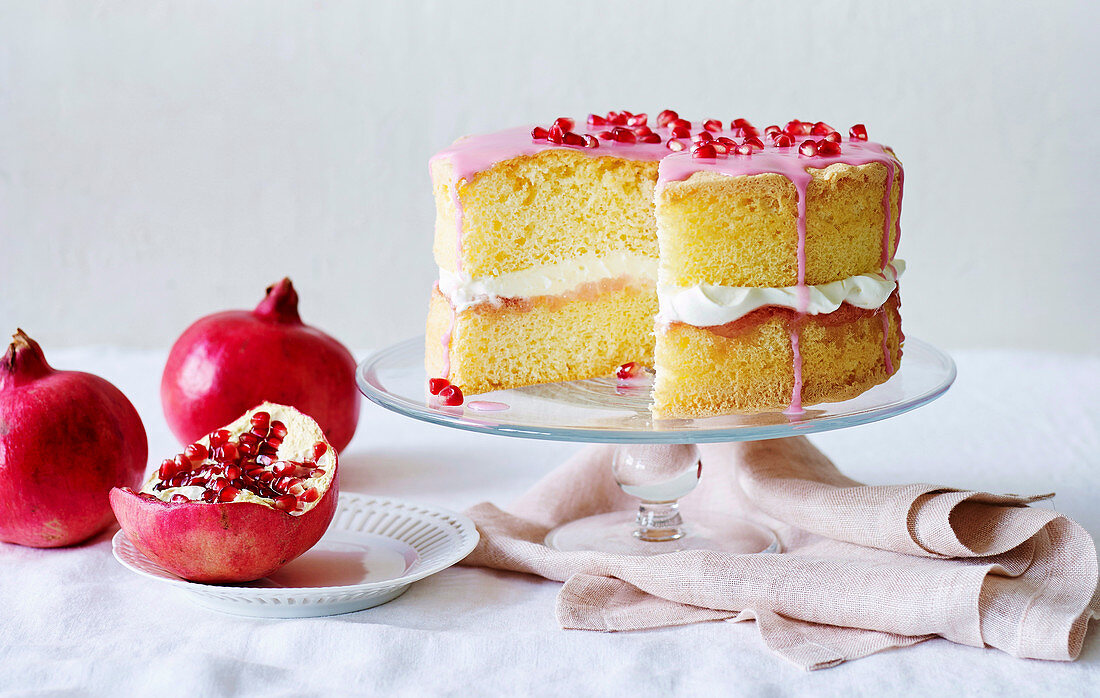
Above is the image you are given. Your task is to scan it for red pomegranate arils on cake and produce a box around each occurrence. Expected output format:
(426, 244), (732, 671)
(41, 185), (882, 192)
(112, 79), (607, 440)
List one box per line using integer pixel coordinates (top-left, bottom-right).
(732, 118), (753, 130)
(547, 124), (565, 144)
(799, 139), (818, 156)
(692, 131), (714, 143)
(597, 130), (614, 140)
(669, 117), (691, 130)
(428, 378), (450, 395)
(849, 123), (868, 140)
(817, 139), (842, 155)
(638, 133), (662, 144)
(717, 136), (737, 148)
(633, 125), (653, 137)
(773, 133), (794, 147)
(712, 141), (729, 155)
(531, 126), (548, 140)
(439, 385), (463, 406)
(691, 143), (717, 159)
(627, 113), (648, 127)
(562, 131), (585, 146)
(823, 131), (842, 144)
(553, 117), (575, 131)
(612, 127), (636, 143)
(734, 143), (753, 155)
(616, 362), (642, 380)
(587, 114), (606, 127)
(786, 119), (812, 136)
(656, 109), (679, 127)
(811, 121), (836, 136)
(670, 125), (691, 139)
(607, 111), (628, 126)
(764, 125), (781, 136)
(584, 134), (599, 148)
(703, 119), (723, 133)
(666, 138), (686, 152)
(744, 136), (764, 150)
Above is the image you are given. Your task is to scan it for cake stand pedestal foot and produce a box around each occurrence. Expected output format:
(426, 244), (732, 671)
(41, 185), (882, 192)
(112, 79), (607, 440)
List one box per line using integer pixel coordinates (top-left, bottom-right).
(543, 444), (779, 556)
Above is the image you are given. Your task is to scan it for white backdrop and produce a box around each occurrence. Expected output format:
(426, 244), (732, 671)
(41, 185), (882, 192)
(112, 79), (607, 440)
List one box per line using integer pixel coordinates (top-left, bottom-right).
(1, 0), (1097, 353)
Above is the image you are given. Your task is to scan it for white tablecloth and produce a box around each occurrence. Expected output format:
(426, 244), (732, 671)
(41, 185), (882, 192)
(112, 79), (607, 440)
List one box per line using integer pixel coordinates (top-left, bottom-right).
(2, 347), (1097, 696)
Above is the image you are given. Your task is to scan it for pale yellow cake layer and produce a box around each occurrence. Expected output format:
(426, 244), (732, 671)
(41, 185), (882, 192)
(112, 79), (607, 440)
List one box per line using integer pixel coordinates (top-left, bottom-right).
(425, 283), (657, 395)
(657, 160), (902, 288)
(651, 294), (902, 418)
(432, 149), (659, 277)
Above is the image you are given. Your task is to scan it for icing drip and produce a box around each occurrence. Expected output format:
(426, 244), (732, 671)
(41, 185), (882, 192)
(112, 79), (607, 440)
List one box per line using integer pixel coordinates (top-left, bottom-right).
(879, 309), (894, 376)
(785, 326), (804, 415)
(467, 400), (509, 412)
(442, 180), (465, 380)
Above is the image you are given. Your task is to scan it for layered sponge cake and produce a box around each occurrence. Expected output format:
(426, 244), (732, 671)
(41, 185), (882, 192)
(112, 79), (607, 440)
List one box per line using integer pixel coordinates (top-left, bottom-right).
(426, 112), (904, 417)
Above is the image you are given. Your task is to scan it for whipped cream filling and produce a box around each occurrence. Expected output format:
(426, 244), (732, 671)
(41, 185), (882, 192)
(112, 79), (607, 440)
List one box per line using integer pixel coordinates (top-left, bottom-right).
(658, 261), (904, 327)
(439, 252), (658, 312)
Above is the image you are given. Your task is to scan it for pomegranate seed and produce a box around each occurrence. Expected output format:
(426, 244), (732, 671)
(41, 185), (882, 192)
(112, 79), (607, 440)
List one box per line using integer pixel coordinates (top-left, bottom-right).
(270, 421), (287, 438)
(734, 143), (754, 155)
(670, 125), (691, 139)
(258, 471), (276, 484)
(159, 458), (177, 480)
(732, 118), (754, 130)
(597, 130), (614, 140)
(611, 127), (636, 144)
(627, 113), (647, 126)
(741, 126), (760, 138)
(312, 441), (328, 460)
(656, 109), (678, 127)
(184, 443), (208, 462)
(562, 131), (586, 147)
(531, 126), (548, 140)
(716, 136), (737, 148)
(799, 140), (818, 156)
(553, 117), (574, 131)
(786, 120), (812, 136)
(216, 443), (239, 463)
(256, 449), (276, 464)
(850, 123), (868, 141)
(239, 432), (259, 447)
(274, 494), (297, 511)
(764, 125), (781, 136)
(633, 125), (652, 137)
(273, 461), (296, 476)
(310, 468), (326, 478)
(547, 124), (565, 144)
(823, 131), (842, 144)
(174, 453), (190, 470)
(666, 138), (686, 152)
(168, 473), (187, 487)
(669, 118), (691, 130)
(773, 134), (794, 147)
(584, 134), (599, 148)
(171, 494), (189, 503)
(188, 476), (208, 487)
(692, 131), (714, 143)
(211, 477), (230, 491)
(811, 121), (835, 136)
(692, 143), (717, 159)
(209, 430), (230, 448)
(587, 114), (607, 127)
(301, 487), (320, 503)
(744, 136), (764, 150)
(703, 119), (722, 132)
(712, 142), (729, 155)
(818, 139), (841, 155)
(616, 362), (641, 380)
(289, 481), (306, 496)
(201, 490), (218, 503)
(250, 411), (270, 430)
(439, 384), (464, 406)
(607, 111), (628, 126)
(224, 465), (242, 480)
(217, 487), (239, 503)
(620, 110), (634, 118)
(639, 133), (662, 144)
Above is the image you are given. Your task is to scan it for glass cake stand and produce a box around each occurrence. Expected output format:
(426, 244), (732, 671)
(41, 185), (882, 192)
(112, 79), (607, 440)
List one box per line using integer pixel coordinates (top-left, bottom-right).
(357, 336), (956, 555)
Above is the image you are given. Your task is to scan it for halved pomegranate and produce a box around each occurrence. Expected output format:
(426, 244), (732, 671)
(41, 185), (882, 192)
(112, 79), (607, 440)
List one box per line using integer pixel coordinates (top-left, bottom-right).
(110, 403), (338, 583)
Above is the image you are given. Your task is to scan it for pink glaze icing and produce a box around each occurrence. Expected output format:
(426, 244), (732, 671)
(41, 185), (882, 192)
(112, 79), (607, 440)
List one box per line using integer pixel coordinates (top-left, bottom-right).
(879, 309), (894, 376)
(467, 400), (510, 412)
(431, 115), (903, 409)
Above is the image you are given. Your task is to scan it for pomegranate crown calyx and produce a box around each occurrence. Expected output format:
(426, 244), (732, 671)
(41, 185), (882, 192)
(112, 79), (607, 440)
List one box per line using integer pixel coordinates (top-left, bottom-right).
(253, 278), (302, 324)
(1, 329), (54, 389)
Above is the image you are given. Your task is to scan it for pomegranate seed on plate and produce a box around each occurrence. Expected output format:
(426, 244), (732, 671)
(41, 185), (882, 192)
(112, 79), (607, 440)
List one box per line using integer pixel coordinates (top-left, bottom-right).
(616, 362), (641, 380)
(439, 385), (464, 406)
(428, 377), (450, 395)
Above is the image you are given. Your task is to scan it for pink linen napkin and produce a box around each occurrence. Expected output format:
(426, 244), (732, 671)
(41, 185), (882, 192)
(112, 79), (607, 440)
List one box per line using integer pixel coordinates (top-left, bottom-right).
(461, 437), (1098, 670)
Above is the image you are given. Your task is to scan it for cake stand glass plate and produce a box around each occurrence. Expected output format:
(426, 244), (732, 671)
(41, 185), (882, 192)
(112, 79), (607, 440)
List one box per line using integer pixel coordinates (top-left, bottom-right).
(111, 493), (479, 618)
(358, 336), (955, 556)
(357, 336), (956, 444)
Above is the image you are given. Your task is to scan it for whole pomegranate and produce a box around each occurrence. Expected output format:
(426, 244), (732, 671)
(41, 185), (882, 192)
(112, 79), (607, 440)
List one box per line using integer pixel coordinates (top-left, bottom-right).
(0, 329), (147, 547)
(111, 402), (338, 582)
(161, 279), (359, 452)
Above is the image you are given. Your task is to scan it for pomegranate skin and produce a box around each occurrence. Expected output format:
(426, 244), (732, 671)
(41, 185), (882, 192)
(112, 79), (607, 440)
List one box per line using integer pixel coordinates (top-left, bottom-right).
(110, 475), (338, 582)
(0, 330), (148, 547)
(161, 279), (359, 452)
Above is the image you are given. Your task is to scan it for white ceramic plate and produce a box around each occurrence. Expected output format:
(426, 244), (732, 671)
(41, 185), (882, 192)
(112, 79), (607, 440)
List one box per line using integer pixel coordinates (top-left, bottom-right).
(111, 493), (479, 618)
